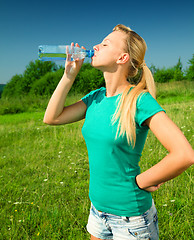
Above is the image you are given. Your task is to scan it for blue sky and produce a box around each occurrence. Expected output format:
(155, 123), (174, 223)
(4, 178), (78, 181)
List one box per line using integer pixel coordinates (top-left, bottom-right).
(0, 0), (194, 84)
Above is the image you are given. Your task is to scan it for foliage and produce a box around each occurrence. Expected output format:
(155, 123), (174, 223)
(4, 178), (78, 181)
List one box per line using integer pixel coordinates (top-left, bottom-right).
(72, 63), (104, 93)
(30, 68), (64, 96)
(1, 74), (23, 97)
(153, 58), (184, 83)
(0, 84), (6, 97)
(154, 67), (175, 83)
(1, 55), (194, 99)
(21, 60), (58, 94)
(0, 81), (193, 116)
(2, 60), (58, 98)
(0, 95), (51, 115)
(185, 54), (194, 81)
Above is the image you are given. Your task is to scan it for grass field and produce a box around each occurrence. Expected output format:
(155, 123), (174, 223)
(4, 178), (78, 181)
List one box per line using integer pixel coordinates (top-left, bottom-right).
(0, 81), (193, 239)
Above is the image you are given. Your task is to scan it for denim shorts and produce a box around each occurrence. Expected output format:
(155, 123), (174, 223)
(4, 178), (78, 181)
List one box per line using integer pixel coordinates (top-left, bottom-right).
(86, 200), (159, 240)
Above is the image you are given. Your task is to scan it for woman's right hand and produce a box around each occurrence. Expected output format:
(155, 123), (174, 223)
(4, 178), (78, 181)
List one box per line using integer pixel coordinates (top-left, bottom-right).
(64, 42), (85, 80)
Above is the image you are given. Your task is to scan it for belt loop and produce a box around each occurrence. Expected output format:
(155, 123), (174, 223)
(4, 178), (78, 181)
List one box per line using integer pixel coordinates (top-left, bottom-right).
(122, 216), (129, 222)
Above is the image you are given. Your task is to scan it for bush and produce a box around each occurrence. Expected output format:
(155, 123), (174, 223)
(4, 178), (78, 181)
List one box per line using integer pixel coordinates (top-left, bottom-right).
(154, 67), (175, 83)
(174, 69), (184, 81)
(2, 74), (23, 98)
(30, 69), (64, 96)
(2, 60), (58, 98)
(185, 54), (194, 81)
(73, 64), (104, 93)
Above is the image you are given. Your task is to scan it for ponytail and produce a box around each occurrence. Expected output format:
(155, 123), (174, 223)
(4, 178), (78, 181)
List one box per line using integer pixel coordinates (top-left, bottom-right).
(112, 24), (156, 147)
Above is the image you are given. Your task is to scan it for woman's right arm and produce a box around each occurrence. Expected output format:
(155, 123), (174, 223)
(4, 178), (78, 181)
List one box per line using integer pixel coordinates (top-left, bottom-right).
(43, 43), (87, 125)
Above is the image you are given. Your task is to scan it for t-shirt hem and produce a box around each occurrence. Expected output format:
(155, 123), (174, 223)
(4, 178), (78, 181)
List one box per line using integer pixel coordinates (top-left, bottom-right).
(90, 197), (153, 217)
(139, 109), (166, 128)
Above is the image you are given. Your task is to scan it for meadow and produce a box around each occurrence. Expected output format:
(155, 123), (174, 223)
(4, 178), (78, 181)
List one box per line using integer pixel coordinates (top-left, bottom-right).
(0, 81), (193, 239)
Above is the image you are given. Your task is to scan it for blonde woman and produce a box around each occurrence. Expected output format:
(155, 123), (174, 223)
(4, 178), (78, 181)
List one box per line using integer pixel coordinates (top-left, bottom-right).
(43, 24), (194, 240)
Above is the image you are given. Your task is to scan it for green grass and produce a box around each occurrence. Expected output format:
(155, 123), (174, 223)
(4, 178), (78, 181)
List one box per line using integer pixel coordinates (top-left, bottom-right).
(0, 81), (193, 239)
(156, 80), (194, 104)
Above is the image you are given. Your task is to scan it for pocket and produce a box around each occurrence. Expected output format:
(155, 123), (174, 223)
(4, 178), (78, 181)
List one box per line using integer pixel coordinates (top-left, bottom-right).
(128, 226), (151, 239)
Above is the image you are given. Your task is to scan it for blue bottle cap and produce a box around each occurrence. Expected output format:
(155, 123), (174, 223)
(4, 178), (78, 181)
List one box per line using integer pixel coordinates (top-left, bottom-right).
(86, 50), (94, 58)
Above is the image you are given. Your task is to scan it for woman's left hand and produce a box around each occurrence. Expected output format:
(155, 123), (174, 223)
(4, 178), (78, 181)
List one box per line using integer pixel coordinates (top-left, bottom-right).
(143, 183), (164, 192)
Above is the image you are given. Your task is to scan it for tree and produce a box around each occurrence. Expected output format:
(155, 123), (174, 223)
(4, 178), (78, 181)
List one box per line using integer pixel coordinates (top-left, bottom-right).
(186, 54), (194, 81)
(2, 60), (58, 97)
(149, 64), (158, 76)
(73, 63), (104, 93)
(20, 60), (58, 94)
(2, 74), (23, 97)
(173, 57), (184, 81)
(153, 67), (175, 83)
(30, 68), (64, 96)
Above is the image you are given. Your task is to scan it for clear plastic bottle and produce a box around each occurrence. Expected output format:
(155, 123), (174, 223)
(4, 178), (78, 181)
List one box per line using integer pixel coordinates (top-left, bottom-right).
(38, 45), (94, 61)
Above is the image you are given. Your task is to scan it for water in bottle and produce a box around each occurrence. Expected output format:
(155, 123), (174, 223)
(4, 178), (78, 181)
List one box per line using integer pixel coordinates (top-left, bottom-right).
(38, 45), (94, 61)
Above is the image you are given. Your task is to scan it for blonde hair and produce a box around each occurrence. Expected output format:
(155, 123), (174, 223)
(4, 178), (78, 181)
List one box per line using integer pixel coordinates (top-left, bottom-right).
(112, 24), (156, 147)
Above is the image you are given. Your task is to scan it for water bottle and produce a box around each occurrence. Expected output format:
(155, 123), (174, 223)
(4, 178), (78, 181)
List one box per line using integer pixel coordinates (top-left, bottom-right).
(38, 45), (94, 61)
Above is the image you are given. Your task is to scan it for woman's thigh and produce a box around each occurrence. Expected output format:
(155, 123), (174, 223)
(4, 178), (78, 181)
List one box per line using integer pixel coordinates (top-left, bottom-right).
(91, 234), (109, 240)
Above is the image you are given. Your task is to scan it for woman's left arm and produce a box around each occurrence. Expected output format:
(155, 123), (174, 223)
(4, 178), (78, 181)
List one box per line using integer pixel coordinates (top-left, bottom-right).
(136, 111), (194, 192)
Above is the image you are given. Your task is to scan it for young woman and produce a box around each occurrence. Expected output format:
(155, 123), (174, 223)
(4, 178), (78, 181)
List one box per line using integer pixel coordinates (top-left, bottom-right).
(43, 24), (194, 240)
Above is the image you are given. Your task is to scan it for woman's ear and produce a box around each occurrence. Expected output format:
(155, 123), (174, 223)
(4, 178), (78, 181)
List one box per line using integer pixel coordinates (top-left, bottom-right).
(116, 53), (130, 64)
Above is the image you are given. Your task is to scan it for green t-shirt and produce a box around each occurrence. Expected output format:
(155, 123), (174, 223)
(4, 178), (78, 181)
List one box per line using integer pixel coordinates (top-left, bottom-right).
(81, 87), (165, 217)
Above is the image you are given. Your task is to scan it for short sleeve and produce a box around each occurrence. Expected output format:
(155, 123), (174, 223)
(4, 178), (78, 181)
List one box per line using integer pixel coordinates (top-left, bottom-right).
(81, 87), (106, 108)
(135, 92), (166, 127)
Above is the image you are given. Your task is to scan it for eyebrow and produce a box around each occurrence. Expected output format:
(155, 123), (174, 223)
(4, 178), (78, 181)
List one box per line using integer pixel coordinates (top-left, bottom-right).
(102, 39), (111, 44)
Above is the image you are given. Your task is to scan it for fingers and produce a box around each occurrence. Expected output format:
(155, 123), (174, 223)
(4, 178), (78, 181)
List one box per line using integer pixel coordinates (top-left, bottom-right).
(66, 42), (86, 62)
(66, 44), (72, 62)
(75, 42), (86, 50)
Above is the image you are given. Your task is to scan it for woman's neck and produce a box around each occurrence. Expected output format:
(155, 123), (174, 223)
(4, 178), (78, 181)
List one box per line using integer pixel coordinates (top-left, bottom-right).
(104, 71), (131, 97)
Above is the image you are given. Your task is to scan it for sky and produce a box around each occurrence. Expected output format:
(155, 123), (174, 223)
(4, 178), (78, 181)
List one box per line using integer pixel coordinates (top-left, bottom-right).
(0, 0), (194, 84)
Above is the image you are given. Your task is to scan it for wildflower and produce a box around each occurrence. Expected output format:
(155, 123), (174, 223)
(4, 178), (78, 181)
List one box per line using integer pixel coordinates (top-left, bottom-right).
(15, 210), (17, 212)
(59, 151), (62, 154)
(37, 232), (40, 236)
(163, 204), (167, 207)
(170, 199), (175, 202)
(187, 130), (190, 132)
(44, 179), (48, 182)
(75, 171), (77, 173)
(60, 182), (64, 185)
(58, 155), (61, 158)
(31, 202), (34, 205)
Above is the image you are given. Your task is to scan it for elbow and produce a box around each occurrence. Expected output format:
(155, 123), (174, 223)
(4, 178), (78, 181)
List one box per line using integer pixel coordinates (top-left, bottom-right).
(43, 116), (55, 125)
(43, 115), (62, 125)
(177, 147), (194, 167)
(188, 149), (194, 166)
(43, 119), (51, 125)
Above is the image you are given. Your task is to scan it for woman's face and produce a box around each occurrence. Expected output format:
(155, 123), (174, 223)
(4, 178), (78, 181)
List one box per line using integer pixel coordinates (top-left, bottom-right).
(91, 30), (127, 71)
